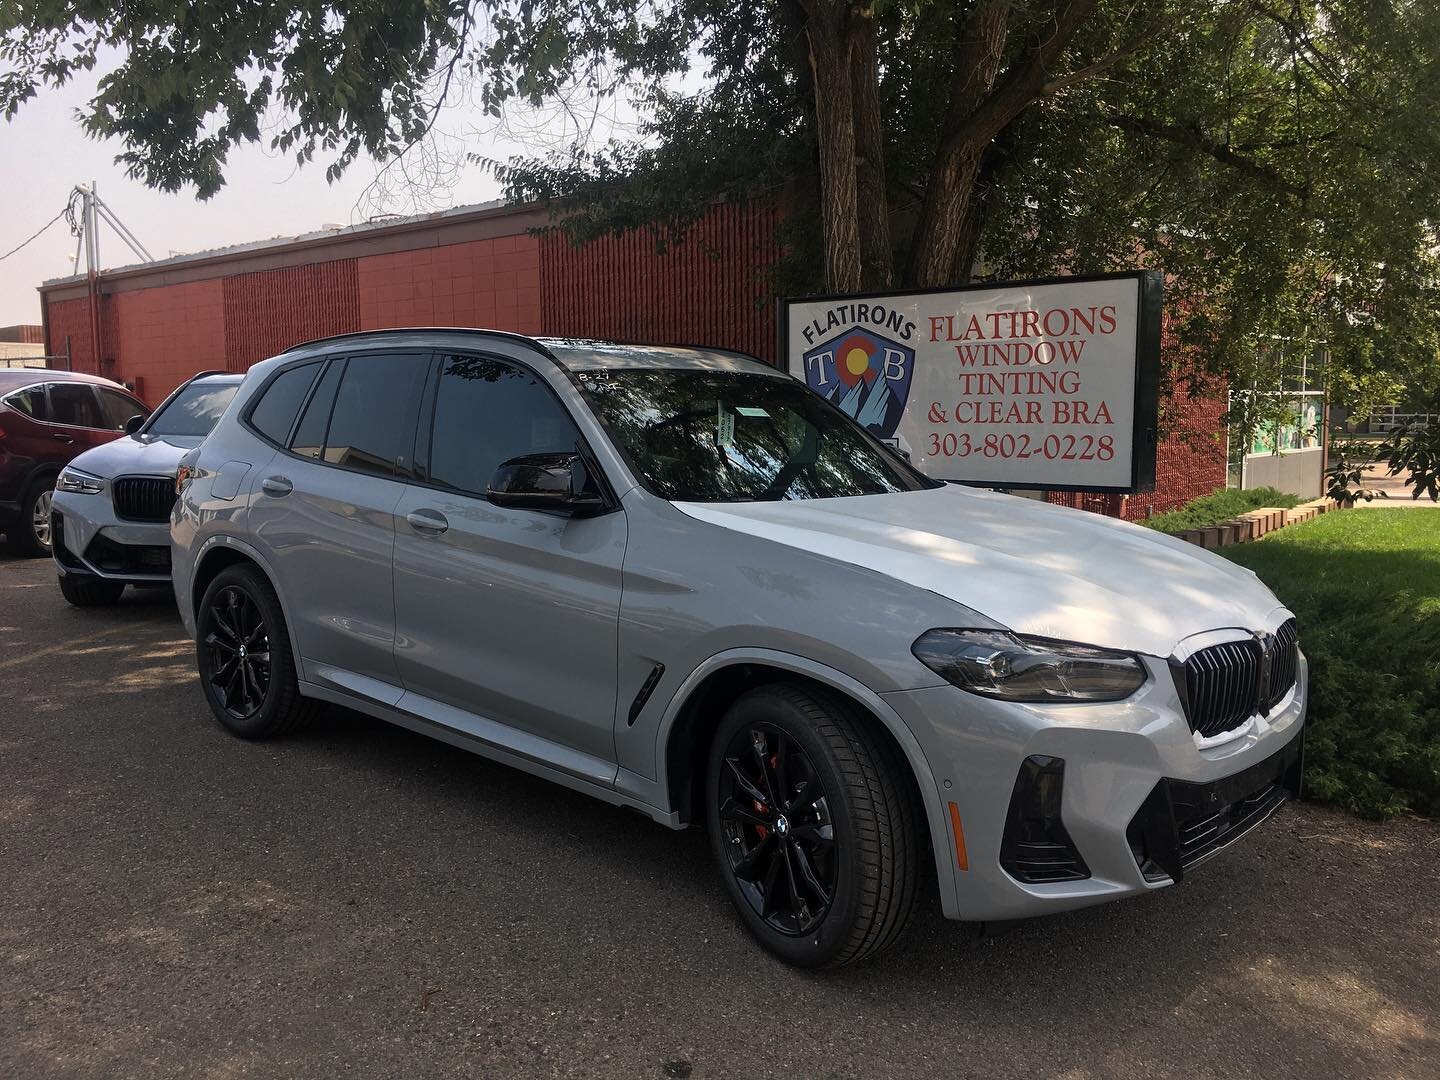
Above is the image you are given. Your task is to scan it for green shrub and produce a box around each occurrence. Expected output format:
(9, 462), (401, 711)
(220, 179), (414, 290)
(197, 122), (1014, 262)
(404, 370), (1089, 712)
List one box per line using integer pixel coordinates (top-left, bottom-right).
(1141, 486), (1302, 534)
(1223, 510), (1440, 819)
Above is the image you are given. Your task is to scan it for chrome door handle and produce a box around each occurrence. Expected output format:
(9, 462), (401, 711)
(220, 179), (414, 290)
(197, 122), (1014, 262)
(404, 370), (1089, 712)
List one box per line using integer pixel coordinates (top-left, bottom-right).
(406, 509), (449, 534)
(261, 476), (293, 497)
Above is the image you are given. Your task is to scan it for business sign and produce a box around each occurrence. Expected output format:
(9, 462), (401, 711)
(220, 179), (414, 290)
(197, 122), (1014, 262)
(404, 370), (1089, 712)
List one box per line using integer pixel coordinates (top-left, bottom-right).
(783, 271), (1162, 492)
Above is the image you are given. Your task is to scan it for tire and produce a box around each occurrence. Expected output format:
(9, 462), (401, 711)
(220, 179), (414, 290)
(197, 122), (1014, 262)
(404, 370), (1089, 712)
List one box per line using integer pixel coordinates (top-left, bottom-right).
(58, 573), (125, 607)
(5, 476), (56, 556)
(195, 564), (320, 738)
(705, 683), (921, 968)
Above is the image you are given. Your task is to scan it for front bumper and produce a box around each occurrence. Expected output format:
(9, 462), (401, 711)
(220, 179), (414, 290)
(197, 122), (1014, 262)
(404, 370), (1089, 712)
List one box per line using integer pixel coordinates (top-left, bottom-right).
(51, 490), (173, 585)
(884, 651), (1308, 922)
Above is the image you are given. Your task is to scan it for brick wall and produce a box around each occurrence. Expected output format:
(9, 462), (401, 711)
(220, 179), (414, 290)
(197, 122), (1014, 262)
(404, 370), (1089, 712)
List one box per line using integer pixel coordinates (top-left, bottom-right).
(102, 280), (227, 403)
(358, 234), (541, 332)
(224, 261), (361, 372)
(38, 202), (1226, 518)
(540, 202), (783, 362)
(0, 324), (44, 344)
(44, 297), (95, 374)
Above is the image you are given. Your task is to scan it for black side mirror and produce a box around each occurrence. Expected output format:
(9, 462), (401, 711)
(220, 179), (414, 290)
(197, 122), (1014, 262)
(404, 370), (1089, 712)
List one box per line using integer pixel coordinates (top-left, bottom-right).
(124, 414), (146, 435)
(487, 452), (606, 517)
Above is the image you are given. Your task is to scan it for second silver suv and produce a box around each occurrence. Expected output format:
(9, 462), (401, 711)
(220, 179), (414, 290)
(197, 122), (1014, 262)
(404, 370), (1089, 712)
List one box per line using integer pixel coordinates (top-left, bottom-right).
(172, 329), (1305, 968)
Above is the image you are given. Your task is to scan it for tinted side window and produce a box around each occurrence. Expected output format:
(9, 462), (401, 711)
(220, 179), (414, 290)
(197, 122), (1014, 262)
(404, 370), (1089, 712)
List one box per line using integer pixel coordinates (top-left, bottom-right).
(96, 388), (147, 430)
(5, 386), (48, 421)
(321, 353), (427, 478)
(48, 384), (103, 429)
(249, 362), (321, 446)
(290, 360), (344, 460)
(428, 355), (582, 496)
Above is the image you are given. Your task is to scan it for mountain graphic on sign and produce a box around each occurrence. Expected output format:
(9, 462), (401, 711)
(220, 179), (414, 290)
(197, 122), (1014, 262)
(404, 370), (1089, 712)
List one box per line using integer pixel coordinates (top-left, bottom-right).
(802, 328), (914, 439)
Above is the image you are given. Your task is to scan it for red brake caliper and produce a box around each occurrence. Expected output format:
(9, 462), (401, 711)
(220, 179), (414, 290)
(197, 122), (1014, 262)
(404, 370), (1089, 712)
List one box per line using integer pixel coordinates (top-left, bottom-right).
(753, 754), (777, 840)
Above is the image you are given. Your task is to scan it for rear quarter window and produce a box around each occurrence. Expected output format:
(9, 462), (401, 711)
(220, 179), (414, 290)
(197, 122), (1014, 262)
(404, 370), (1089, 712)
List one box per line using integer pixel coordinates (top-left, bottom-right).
(248, 362), (322, 446)
(4, 386), (48, 421)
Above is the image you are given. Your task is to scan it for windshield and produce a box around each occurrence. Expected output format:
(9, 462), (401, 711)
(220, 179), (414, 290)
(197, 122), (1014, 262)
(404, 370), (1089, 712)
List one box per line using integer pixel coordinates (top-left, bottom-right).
(577, 368), (936, 502)
(146, 381), (238, 437)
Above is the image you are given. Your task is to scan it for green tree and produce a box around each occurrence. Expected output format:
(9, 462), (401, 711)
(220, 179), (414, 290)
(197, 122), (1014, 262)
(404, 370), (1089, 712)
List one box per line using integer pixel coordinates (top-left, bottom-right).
(4, 1), (1438, 400)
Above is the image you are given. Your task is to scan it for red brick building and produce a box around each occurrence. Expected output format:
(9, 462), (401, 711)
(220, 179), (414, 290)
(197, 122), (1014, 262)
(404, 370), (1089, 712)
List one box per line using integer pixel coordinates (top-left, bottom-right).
(36, 199), (1223, 519)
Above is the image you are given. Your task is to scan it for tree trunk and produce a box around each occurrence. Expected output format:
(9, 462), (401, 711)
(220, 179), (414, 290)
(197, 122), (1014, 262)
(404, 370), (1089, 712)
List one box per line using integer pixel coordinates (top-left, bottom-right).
(905, 0), (1012, 287)
(907, 0), (1100, 287)
(851, 11), (892, 290)
(804, 1), (862, 293)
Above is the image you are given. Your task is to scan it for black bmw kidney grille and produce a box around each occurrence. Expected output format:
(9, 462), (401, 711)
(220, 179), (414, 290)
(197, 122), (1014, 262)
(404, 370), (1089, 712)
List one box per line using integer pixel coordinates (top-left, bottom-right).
(1262, 618), (1300, 713)
(112, 477), (176, 522)
(1183, 640), (1263, 738)
(1180, 620), (1300, 739)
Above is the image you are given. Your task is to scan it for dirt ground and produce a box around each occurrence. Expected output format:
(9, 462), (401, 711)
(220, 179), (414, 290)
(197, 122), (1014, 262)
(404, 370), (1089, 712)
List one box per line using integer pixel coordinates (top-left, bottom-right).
(1, 553), (1437, 1079)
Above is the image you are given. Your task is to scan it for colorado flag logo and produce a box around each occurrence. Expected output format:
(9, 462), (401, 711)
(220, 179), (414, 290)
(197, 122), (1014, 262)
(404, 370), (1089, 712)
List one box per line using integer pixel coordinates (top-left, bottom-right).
(802, 328), (915, 439)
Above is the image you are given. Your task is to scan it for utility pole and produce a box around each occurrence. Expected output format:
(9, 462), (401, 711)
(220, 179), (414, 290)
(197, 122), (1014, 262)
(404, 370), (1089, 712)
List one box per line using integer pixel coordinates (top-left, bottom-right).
(68, 182), (154, 375)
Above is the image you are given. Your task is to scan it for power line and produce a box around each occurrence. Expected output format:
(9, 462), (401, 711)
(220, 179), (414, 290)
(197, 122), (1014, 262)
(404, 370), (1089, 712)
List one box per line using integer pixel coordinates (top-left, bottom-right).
(0, 207), (67, 264)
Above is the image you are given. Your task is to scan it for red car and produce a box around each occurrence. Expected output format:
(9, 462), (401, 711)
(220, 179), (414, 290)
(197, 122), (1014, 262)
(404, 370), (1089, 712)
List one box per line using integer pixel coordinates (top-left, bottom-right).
(0, 369), (150, 555)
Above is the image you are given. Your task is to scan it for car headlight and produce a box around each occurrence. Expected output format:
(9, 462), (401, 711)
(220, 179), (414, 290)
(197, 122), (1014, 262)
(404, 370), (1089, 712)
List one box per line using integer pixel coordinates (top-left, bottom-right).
(912, 629), (1146, 702)
(56, 468), (106, 495)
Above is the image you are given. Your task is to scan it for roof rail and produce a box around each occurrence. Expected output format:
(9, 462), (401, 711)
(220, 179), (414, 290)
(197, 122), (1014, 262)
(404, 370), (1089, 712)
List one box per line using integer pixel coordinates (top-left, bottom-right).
(278, 326), (543, 356)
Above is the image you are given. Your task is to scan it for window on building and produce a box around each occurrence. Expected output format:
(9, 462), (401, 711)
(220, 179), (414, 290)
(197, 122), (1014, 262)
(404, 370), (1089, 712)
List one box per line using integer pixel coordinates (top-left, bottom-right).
(427, 355), (583, 496)
(248, 361), (321, 446)
(320, 353), (427, 477)
(47, 383), (103, 429)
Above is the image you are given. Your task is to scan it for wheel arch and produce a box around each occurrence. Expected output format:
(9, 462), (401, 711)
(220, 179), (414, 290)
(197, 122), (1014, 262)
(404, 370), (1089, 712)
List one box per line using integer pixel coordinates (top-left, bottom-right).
(655, 649), (960, 919)
(189, 537), (305, 674)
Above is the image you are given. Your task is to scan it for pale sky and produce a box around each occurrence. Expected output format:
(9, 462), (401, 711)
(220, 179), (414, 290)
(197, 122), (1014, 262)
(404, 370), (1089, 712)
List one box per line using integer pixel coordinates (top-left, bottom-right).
(0, 53), (661, 329)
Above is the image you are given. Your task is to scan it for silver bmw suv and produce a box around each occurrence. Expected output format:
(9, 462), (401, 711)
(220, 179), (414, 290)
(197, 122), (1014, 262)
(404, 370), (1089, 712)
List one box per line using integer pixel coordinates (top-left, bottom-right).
(172, 329), (1306, 967)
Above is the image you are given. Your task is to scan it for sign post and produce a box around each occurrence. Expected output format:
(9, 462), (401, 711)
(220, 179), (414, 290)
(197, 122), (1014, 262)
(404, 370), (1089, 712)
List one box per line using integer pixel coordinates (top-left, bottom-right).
(783, 271), (1162, 493)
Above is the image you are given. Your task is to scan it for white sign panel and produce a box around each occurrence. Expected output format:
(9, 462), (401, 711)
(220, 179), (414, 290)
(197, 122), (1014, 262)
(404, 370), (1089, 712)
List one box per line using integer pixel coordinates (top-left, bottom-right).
(784, 272), (1161, 492)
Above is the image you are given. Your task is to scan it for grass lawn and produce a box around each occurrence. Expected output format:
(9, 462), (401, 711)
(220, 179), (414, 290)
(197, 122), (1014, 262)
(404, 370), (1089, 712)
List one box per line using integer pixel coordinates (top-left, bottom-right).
(1222, 508), (1440, 817)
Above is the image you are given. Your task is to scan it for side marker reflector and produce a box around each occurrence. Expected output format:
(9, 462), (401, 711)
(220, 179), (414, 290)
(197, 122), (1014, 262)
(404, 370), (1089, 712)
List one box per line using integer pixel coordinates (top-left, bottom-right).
(947, 801), (969, 871)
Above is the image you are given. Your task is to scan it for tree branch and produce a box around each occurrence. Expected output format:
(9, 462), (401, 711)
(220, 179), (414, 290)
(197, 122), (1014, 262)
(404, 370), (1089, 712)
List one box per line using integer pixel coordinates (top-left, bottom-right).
(1103, 112), (1302, 194)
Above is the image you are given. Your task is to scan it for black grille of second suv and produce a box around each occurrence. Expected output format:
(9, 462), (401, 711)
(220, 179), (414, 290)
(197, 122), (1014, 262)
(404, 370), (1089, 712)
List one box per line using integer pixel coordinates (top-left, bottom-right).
(1179, 620), (1300, 739)
(112, 477), (176, 523)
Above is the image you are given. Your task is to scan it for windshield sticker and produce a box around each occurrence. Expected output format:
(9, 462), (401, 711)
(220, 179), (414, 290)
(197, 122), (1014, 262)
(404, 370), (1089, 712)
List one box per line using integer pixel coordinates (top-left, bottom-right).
(716, 403), (735, 446)
(734, 406), (770, 418)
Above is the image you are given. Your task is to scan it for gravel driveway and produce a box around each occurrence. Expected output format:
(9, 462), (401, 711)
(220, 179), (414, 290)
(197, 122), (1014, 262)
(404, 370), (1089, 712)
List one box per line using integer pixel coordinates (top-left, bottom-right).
(1, 554), (1436, 1079)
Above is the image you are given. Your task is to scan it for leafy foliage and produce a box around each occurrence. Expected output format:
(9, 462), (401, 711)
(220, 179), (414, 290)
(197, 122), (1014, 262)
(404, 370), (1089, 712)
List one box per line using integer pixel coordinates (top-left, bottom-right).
(1380, 421), (1440, 502)
(3, 1), (1438, 405)
(1325, 439), (1387, 506)
(1224, 510), (1440, 819)
(1139, 485), (1300, 533)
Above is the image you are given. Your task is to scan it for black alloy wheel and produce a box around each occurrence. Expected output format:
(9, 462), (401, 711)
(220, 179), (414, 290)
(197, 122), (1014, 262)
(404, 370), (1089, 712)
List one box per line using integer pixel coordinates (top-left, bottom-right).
(706, 684), (921, 968)
(204, 585), (272, 720)
(717, 723), (837, 936)
(195, 564), (320, 739)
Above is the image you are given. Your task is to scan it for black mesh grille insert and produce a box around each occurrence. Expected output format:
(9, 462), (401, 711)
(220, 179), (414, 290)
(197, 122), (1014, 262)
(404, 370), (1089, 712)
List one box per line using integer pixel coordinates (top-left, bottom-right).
(112, 477), (176, 523)
(1182, 639), (1262, 738)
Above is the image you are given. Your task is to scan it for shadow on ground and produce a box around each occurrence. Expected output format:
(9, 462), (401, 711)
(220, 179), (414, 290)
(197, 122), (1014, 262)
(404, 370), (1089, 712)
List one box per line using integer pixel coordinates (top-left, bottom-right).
(1, 555), (1436, 1079)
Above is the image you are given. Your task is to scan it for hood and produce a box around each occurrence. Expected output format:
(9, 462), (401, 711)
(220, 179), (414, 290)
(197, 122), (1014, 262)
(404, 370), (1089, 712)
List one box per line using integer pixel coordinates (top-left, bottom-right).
(67, 433), (203, 479)
(674, 484), (1288, 658)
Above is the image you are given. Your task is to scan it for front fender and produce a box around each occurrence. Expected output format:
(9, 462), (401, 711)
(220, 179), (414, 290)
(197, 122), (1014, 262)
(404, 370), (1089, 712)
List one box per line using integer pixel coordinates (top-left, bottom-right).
(650, 647), (961, 920)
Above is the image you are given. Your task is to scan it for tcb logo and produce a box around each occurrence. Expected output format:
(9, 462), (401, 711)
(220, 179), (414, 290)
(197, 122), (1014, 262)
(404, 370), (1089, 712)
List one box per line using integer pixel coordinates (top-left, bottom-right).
(801, 328), (915, 439)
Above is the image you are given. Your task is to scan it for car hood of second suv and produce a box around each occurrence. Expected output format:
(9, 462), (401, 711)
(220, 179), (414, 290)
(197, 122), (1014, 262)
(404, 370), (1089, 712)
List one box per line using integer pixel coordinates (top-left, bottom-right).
(65, 432), (205, 479)
(674, 482), (1287, 659)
